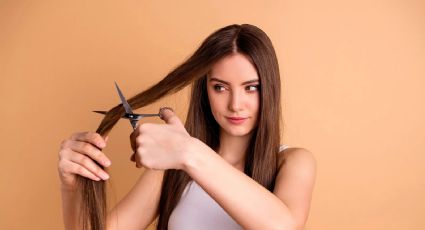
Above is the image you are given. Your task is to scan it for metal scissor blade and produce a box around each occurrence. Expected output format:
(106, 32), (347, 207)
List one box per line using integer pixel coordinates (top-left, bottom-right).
(93, 111), (160, 119)
(114, 81), (134, 114)
(130, 120), (138, 129)
(139, 114), (160, 118)
(93, 111), (107, 115)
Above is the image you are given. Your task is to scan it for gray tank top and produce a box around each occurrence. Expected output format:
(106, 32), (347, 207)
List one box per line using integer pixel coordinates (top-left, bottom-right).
(168, 144), (290, 229)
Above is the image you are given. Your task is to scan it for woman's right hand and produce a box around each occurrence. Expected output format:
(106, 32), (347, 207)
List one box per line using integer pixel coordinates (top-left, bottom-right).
(58, 131), (111, 190)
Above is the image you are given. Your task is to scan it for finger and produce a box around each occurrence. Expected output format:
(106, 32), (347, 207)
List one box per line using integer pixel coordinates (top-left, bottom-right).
(130, 132), (136, 152)
(130, 124), (141, 151)
(68, 152), (110, 180)
(70, 132), (107, 149)
(64, 139), (111, 167)
(159, 107), (185, 128)
(61, 159), (101, 181)
(135, 153), (143, 168)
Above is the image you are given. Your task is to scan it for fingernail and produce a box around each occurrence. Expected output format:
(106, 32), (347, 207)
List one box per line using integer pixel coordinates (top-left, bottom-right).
(159, 107), (174, 119)
(160, 106), (174, 112)
(100, 172), (109, 180)
(104, 160), (111, 167)
(100, 142), (106, 148)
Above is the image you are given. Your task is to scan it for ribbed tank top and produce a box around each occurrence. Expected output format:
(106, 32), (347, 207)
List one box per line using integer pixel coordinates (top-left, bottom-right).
(168, 144), (290, 230)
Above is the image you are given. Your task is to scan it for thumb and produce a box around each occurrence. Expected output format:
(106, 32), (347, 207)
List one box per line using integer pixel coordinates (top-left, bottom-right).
(159, 107), (185, 129)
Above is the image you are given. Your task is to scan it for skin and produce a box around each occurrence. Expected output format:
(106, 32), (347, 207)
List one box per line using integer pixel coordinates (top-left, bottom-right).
(206, 53), (261, 171)
(58, 53), (316, 230)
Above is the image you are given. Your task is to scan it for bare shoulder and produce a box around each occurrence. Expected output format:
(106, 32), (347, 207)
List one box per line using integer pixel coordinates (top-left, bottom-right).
(278, 147), (316, 171)
(275, 147), (317, 229)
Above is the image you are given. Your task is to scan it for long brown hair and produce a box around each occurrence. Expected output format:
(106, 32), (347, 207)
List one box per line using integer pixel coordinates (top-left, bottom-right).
(76, 23), (282, 230)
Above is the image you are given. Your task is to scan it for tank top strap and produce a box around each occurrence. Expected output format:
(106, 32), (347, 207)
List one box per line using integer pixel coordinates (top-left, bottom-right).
(279, 144), (289, 152)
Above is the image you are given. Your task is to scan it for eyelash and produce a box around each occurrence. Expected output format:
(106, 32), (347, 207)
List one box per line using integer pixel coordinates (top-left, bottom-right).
(213, 84), (260, 92)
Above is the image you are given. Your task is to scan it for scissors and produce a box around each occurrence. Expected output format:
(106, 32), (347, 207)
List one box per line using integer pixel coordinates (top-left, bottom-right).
(93, 81), (160, 130)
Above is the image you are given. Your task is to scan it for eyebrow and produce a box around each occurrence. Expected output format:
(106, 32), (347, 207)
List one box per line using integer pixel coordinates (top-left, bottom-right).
(208, 77), (259, 85)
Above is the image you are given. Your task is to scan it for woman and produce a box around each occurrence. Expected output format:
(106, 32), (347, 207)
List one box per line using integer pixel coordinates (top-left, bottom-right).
(58, 24), (316, 230)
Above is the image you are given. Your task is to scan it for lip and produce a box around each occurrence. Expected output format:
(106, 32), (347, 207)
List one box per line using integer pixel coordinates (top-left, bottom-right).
(227, 117), (246, 120)
(226, 117), (247, 125)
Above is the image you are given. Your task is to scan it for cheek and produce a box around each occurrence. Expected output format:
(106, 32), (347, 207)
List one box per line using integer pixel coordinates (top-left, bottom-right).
(207, 89), (223, 110)
(250, 95), (260, 113)
(209, 98), (225, 117)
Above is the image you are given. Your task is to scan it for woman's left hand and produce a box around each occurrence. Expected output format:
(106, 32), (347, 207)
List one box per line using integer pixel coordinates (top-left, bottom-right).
(129, 107), (194, 170)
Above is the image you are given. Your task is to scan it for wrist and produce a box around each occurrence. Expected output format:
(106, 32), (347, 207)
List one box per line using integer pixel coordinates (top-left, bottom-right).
(60, 181), (79, 193)
(60, 185), (78, 193)
(181, 137), (209, 173)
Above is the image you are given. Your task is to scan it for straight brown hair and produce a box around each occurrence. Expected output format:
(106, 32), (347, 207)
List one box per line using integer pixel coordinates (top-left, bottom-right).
(76, 23), (283, 230)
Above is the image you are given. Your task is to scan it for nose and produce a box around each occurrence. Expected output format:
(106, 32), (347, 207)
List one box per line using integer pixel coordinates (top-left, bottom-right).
(228, 90), (243, 112)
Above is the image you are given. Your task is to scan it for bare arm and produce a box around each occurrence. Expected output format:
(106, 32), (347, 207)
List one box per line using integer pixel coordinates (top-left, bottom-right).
(60, 186), (82, 230)
(106, 168), (164, 230)
(59, 168), (164, 230)
(58, 132), (164, 230)
(183, 139), (317, 230)
(273, 148), (317, 229)
(58, 132), (110, 230)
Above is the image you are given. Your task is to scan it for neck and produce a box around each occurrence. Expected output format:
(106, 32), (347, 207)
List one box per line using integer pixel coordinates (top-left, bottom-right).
(217, 130), (253, 171)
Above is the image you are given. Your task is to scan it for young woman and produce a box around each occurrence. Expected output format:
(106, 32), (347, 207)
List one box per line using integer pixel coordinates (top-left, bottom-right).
(58, 24), (316, 230)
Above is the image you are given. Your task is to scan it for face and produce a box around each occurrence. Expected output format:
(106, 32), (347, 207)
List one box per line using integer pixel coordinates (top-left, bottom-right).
(207, 53), (260, 137)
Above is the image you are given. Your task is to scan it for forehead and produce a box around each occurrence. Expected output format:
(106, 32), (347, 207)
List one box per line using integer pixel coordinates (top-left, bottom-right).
(208, 53), (259, 82)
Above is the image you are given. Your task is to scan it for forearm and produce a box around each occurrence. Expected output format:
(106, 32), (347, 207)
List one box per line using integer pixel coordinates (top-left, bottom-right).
(106, 169), (164, 230)
(60, 186), (82, 230)
(182, 138), (295, 230)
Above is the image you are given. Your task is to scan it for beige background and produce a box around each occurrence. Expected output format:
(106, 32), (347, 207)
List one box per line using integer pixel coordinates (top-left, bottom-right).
(1, 0), (424, 229)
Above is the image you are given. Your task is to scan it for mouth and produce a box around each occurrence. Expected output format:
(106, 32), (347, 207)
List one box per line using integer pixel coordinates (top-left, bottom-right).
(226, 116), (248, 125)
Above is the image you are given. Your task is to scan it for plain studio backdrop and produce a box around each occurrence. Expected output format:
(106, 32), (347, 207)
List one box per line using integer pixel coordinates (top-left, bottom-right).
(1, 0), (424, 229)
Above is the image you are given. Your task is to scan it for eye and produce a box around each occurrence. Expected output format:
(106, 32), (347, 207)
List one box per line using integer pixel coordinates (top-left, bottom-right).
(213, 84), (226, 92)
(246, 85), (260, 92)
